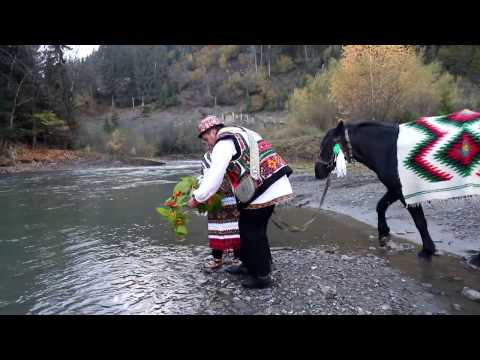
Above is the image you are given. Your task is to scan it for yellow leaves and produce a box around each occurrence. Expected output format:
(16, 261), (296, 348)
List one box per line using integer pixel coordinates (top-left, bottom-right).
(329, 45), (453, 121)
(194, 46), (218, 71)
(188, 68), (204, 83)
(287, 45), (459, 126)
(219, 45), (241, 68)
(275, 55), (295, 73)
(287, 63), (339, 129)
(105, 129), (126, 155)
(15, 145), (82, 162)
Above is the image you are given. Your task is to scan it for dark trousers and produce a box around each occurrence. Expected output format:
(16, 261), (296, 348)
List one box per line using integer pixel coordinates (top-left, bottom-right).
(212, 248), (241, 260)
(238, 205), (274, 277)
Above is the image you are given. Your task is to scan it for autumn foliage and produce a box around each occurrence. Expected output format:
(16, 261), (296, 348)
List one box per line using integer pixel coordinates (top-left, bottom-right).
(288, 45), (461, 130)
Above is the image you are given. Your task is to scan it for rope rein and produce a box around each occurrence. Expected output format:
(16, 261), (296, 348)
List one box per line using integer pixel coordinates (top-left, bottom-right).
(271, 174), (331, 233)
(271, 127), (355, 233)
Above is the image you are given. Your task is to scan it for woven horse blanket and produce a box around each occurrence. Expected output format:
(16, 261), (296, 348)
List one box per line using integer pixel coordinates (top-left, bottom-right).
(397, 109), (480, 206)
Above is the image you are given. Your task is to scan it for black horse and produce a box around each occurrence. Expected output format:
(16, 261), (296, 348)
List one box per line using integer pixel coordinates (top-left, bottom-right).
(315, 120), (480, 265)
(314, 120), (440, 259)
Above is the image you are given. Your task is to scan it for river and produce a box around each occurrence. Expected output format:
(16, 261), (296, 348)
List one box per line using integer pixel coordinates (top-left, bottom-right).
(1, 161), (479, 314)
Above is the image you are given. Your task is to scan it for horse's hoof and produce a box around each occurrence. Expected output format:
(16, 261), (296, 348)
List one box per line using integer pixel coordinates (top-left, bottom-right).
(379, 235), (390, 247)
(417, 249), (434, 260)
(469, 254), (480, 267)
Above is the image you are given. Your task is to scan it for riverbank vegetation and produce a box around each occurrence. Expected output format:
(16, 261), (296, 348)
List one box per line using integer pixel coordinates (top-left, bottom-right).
(2, 45), (480, 168)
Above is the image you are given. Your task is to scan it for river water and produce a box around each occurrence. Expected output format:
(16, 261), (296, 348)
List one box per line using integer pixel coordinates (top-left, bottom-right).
(1, 161), (479, 314)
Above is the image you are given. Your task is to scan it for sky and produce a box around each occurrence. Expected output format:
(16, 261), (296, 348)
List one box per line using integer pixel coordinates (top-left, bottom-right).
(66, 45), (99, 59)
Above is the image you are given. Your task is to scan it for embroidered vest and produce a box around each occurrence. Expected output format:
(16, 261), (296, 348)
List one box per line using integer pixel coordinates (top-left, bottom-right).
(216, 126), (292, 203)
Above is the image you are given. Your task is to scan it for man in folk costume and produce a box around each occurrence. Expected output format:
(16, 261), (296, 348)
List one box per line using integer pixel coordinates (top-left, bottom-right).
(188, 115), (294, 289)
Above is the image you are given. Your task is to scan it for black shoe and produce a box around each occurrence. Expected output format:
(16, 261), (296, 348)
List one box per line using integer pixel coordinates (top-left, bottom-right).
(241, 275), (272, 289)
(225, 264), (249, 275)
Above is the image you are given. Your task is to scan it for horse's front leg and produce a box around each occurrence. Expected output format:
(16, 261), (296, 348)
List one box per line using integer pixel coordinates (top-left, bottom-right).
(376, 191), (399, 247)
(405, 204), (436, 259)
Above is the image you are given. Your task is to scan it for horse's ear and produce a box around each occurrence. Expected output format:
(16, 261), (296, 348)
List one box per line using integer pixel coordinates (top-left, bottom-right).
(334, 120), (345, 138)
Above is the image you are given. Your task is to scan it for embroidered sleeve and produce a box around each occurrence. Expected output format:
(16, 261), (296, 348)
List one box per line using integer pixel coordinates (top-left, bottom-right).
(192, 140), (236, 203)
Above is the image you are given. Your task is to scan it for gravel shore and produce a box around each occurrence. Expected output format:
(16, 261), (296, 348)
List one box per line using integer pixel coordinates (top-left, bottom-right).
(288, 165), (480, 260)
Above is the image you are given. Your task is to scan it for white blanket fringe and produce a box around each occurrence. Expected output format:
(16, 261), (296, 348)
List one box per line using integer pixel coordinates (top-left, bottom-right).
(335, 149), (347, 178)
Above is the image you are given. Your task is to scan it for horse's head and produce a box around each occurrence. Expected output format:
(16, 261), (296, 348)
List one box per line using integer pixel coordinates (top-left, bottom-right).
(315, 121), (347, 179)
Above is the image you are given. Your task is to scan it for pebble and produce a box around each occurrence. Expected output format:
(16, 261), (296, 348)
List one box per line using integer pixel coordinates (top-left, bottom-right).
(217, 288), (232, 296)
(319, 285), (336, 299)
(451, 303), (462, 311)
(461, 287), (480, 302)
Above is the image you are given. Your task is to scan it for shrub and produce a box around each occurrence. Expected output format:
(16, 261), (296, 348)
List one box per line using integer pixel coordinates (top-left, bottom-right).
(287, 62), (339, 130)
(103, 111), (119, 134)
(105, 129), (127, 155)
(329, 45), (462, 122)
(219, 45), (241, 68)
(188, 68), (204, 83)
(238, 53), (249, 66)
(274, 55), (295, 74)
(247, 94), (265, 112)
(194, 46), (219, 71)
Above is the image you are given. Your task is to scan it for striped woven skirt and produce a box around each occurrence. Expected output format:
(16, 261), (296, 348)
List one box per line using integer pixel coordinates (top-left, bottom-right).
(207, 194), (240, 251)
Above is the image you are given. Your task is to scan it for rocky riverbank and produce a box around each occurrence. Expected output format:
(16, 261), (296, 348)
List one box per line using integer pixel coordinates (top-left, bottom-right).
(287, 164), (480, 262)
(193, 247), (447, 315)
(0, 148), (169, 175)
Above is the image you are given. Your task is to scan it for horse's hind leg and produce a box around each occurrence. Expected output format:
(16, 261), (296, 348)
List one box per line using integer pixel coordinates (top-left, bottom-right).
(376, 190), (400, 247)
(405, 204), (436, 259)
(470, 253), (480, 267)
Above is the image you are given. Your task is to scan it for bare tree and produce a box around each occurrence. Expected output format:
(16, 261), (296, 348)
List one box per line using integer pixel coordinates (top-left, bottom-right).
(0, 46), (36, 129)
(9, 73), (34, 129)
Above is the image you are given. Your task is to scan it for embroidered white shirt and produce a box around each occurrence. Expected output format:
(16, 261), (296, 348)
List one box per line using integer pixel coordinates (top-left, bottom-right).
(192, 139), (293, 205)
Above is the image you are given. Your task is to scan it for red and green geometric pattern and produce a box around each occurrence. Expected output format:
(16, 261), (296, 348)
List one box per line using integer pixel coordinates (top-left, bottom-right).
(403, 110), (480, 182)
(435, 131), (480, 177)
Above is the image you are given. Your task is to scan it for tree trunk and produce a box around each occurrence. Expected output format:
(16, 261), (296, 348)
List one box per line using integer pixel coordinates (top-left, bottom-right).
(205, 71), (211, 97)
(260, 45), (263, 66)
(9, 74), (28, 129)
(304, 45), (309, 63)
(268, 45), (271, 78)
(89, 86), (95, 111)
(32, 117), (37, 149)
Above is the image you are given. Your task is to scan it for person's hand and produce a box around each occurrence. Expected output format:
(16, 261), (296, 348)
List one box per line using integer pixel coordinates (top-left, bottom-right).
(187, 197), (199, 209)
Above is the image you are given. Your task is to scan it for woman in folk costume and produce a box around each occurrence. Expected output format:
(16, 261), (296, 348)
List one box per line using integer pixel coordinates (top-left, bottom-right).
(200, 146), (241, 271)
(188, 115), (294, 289)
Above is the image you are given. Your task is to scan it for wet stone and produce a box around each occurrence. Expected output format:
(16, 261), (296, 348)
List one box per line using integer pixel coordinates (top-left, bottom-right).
(461, 287), (480, 302)
(451, 303), (462, 311)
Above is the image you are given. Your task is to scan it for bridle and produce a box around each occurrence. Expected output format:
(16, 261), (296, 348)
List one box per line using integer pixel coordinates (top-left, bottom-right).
(317, 128), (355, 171)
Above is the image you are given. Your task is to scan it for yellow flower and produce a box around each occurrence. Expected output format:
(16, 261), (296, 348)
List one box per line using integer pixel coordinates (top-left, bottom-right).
(267, 159), (276, 168)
